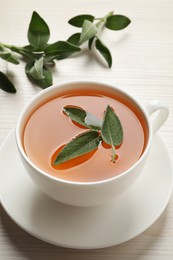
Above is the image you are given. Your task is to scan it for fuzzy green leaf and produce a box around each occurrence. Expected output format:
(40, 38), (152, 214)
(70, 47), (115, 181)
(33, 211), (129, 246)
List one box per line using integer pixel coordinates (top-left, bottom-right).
(54, 131), (101, 165)
(25, 62), (52, 88)
(79, 20), (98, 45)
(88, 36), (95, 50)
(105, 15), (131, 30)
(63, 106), (87, 127)
(101, 105), (123, 162)
(0, 71), (16, 93)
(29, 57), (45, 80)
(64, 106), (102, 130)
(44, 41), (81, 61)
(101, 105), (123, 146)
(0, 46), (19, 64)
(68, 14), (95, 28)
(27, 11), (50, 50)
(95, 38), (112, 68)
(67, 33), (81, 46)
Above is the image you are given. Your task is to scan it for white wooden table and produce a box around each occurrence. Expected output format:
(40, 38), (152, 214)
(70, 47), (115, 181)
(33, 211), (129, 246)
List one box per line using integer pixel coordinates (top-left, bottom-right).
(0, 0), (173, 259)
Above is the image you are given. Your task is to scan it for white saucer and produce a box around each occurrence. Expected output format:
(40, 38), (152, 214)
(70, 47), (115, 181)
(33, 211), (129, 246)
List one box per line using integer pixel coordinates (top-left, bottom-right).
(0, 129), (173, 249)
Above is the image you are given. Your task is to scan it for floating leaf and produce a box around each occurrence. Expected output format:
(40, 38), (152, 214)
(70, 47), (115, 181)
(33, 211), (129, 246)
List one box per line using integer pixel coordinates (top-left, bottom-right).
(79, 20), (98, 45)
(54, 131), (101, 165)
(0, 71), (16, 93)
(68, 14), (95, 28)
(64, 106), (87, 126)
(105, 15), (131, 30)
(101, 105), (123, 146)
(101, 105), (123, 162)
(95, 38), (112, 68)
(27, 11), (50, 50)
(64, 106), (102, 130)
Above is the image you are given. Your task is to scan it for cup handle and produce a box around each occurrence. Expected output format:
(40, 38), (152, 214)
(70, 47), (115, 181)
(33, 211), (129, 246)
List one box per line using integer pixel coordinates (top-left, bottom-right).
(144, 100), (169, 134)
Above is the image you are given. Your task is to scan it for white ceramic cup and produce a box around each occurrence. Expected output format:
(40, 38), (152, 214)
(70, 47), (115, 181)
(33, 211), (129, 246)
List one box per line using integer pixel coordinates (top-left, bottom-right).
(15, 81), (169, 207)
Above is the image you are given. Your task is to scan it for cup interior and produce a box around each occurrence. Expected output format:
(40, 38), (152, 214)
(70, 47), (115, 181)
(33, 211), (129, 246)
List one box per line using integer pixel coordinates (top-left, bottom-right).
(16, 81), (151, 184)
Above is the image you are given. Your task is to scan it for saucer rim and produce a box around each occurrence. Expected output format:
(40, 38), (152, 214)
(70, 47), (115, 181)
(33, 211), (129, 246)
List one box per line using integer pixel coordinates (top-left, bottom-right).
(0, 129), (173, 249)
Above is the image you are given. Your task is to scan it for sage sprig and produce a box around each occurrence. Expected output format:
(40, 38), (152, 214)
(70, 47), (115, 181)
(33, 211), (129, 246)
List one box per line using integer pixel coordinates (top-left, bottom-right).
(54, 105), (123, 165)
(0, 11), (131, 93)
(68, 11), (131, 67)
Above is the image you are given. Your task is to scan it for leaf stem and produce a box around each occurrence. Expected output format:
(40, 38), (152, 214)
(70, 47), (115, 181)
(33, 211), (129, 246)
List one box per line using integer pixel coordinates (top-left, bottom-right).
(95, 11), (114, 31)
(94, 11), (114, 47)
(111, 144), (116, 163)
(0, 43), (35, 62)
(1, 43), (22, 52)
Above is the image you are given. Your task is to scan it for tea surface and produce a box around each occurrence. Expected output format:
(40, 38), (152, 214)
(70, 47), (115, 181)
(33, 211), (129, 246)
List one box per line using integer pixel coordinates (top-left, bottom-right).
(23, 90), (146, 182)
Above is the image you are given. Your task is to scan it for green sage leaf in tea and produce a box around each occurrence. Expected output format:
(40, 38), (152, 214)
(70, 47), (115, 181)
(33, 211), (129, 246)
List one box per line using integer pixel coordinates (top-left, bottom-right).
(0, 71), (16, 93)
(63, 106), (102, 130)
(68, 14), (95, 28)
(95, 38), (112, 68)
(27, 11), (50, 50)
(101, 105), (123, 162)
(105, 15), (131, 30)
(63, 106), (87, 127)
(54, 131), (101, 165)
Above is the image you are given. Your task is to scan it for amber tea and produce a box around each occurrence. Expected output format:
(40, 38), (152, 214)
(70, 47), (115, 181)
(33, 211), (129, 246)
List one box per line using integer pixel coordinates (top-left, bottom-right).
(23, 87), (148, 182)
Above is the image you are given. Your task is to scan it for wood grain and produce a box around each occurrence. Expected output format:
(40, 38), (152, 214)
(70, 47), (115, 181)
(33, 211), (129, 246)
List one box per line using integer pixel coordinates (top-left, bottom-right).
(0, 0), (173, 259)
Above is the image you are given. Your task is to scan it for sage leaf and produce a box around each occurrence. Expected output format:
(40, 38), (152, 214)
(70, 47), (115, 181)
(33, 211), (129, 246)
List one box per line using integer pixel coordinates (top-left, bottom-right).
(67, 33), (81, 46)
(25, 62), (52, 88)
(0, 10), (131, 93)
(95, 38), (112, 68)
(101, 105), (123, 162)
(44, 41), (81, 61)
(63, 106), (87, 127)
(105, 15), (131, 30)
(63, 106), (102, 130)
(0, 46), (19, 64)
(38, 66), (52, 88)
(27, 11), (50, 50)
(9, 45), (36, 62)
(68, 14), (95, 28)
(101, 105), (123, 146)
(88, 36), (95, 50)
(79, 20), (98, 45)
(29, 57), (45, 80)
(0, 71), (16, 93)
(54, 131), (101, 165)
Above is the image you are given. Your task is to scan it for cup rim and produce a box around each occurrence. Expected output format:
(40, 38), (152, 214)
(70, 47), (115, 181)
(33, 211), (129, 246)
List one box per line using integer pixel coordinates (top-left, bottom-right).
(15, 80), (152, 186)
